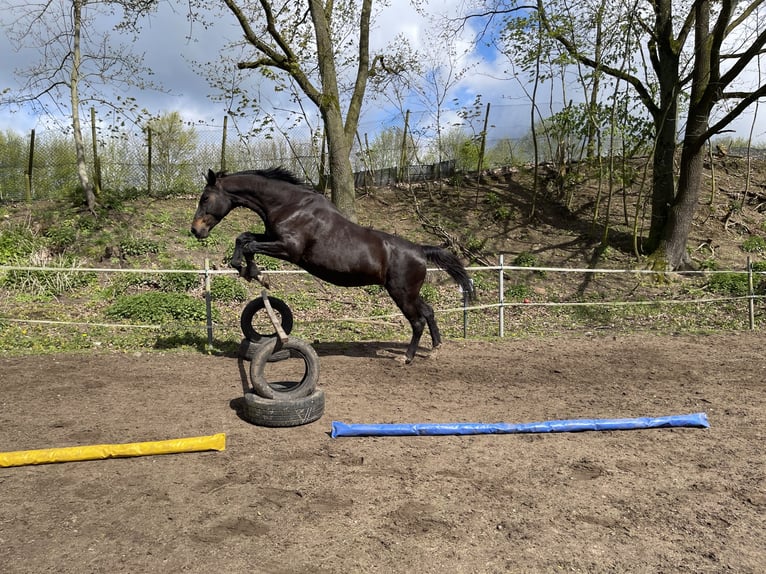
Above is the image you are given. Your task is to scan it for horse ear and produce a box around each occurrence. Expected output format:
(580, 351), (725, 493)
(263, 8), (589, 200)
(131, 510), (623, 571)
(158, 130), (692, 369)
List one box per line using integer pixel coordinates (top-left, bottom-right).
(206, 169), (216, 186)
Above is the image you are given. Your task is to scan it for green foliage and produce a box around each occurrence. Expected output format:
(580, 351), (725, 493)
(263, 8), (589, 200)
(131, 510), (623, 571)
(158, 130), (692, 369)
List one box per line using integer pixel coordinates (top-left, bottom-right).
(741, 235), (766, 254)
(0, 223), (38, 264)
(419, 283), (438, 304)
(1, 255), (96, 296)
(146, 112), (200, 196)
(106, 292), (214, 324)
(119, 236), (161, 257)
(513, 251), (547, 278)
(707, 273), (750, 296)
(363, 284), (384, 296)
(44, 219), (78, 253)
(469, 271), (494, 291)
(493, 206), (512, 222)
(158, 260), (200, 292)
(513, 252), (538, 267)
(210, 275), (249, 302)
(253, 254), (282, 271)
(183, 232), (227, 250)
(286, 291), (318, 311)
(505, 283), (531, 300)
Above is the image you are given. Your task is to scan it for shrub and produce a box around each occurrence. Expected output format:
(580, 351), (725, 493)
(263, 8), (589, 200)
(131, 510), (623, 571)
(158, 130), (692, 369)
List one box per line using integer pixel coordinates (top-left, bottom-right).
(106, 292), (214, 324)
(210, 275), (249, 302)
(0, 224), (37, 264)
(742, 235), (766, 254)
(159, 260), (200, 292)
(1, 254), (95, 296)
(707, 272), (749, 296)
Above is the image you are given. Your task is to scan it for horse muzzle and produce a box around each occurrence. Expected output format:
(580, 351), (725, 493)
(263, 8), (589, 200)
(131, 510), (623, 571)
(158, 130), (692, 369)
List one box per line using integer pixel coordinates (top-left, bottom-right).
(190, 219), (210, 239)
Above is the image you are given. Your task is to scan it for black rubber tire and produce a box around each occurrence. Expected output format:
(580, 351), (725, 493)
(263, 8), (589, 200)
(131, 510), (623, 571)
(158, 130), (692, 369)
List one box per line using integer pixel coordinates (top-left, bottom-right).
(238, 338), (291, 362)
(249, 337), (319, 400)
(240, 296), (294, 342)
(242, 388), (325, 427)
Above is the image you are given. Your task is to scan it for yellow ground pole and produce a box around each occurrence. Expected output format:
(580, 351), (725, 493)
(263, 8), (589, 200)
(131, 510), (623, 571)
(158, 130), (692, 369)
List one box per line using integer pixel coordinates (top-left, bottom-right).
(0, 433), (226, 468)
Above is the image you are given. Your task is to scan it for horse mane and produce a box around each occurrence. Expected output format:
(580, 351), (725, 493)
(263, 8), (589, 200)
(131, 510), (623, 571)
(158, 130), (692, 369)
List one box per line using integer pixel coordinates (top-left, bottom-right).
(217, 167), (315, 190)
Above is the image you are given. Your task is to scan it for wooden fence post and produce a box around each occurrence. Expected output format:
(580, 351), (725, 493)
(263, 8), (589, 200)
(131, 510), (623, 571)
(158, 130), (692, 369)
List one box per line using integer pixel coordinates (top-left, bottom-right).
(25, 129), (35, 202)
(398, 110), (410, 182)
(91, 107), (102, 196)
(220, 116), (228, 172)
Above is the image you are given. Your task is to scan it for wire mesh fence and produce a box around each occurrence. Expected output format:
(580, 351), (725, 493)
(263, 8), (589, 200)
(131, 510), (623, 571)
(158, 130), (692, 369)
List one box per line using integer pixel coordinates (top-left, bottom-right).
(0, 103), (545, 203)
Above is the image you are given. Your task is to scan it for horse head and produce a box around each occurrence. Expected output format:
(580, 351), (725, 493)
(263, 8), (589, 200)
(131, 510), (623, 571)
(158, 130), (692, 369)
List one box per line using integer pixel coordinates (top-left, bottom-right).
(191, 169), (233, 239)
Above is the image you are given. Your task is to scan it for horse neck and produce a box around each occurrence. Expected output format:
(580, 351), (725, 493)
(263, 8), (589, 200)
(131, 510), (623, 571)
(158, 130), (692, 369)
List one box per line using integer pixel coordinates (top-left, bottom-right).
(224, 179), (277, 219)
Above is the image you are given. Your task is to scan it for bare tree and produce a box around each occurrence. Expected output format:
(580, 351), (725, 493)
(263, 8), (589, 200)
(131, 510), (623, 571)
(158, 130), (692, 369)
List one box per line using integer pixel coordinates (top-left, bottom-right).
(1, 0), (159, 213)
(208, 0), (400, 221)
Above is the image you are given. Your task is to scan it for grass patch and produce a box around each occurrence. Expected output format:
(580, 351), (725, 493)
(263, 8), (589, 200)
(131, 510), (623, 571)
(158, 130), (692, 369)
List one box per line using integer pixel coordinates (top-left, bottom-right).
(106, 292), (214, 324)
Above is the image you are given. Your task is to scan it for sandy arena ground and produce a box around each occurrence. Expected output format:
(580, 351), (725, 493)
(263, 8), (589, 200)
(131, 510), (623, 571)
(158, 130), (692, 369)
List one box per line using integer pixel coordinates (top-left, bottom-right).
(1, 332), (765, 573)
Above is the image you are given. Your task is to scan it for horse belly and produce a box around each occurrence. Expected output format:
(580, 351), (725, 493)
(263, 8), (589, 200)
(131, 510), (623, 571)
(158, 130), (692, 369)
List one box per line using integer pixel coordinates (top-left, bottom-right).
(299, 261), (383, 287)
(298, 238), (387, 287)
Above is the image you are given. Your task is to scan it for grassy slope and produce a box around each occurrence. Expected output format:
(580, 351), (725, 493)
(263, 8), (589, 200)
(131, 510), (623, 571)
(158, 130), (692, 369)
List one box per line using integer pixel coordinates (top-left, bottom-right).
(1, 158), (765, 355)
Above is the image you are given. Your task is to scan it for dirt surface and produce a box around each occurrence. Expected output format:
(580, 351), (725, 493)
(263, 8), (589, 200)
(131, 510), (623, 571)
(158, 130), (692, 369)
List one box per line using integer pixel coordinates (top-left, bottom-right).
(1, 333), (765, 573)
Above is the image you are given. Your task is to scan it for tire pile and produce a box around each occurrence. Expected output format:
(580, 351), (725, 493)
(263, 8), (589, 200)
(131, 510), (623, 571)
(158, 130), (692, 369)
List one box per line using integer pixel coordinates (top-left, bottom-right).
(237, 296), (325, 427)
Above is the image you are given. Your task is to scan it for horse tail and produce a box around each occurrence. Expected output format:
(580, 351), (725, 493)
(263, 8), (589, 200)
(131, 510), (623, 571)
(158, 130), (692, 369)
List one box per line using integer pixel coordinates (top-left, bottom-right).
(422, 245), (474, 301)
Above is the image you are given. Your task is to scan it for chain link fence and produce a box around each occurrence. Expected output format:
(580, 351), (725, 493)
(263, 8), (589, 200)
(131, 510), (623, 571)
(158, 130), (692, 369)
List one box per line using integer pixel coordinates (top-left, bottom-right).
(0, 103), (542, 203)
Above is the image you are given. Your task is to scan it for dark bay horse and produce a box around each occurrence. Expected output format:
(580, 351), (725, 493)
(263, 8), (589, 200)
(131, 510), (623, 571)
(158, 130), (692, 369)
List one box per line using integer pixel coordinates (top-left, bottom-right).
(191, 168), (473, 363)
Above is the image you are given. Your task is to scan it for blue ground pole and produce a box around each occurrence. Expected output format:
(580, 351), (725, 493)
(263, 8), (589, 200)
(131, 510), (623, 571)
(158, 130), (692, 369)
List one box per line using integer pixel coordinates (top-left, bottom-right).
(331, 413), (709, 438)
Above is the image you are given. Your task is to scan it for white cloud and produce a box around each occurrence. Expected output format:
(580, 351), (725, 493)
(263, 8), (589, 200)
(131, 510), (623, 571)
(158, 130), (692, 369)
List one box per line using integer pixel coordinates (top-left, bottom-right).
(3, 1), (766, 144)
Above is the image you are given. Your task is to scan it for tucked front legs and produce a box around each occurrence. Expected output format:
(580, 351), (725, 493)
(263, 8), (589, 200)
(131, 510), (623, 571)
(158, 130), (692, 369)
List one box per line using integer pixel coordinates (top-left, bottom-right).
(231, 232), (270, 287)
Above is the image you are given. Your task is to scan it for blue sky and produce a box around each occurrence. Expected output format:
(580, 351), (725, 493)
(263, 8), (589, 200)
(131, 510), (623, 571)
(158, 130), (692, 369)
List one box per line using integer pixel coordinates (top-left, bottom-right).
(1, 1), (524, 137)
(2, 1), (766, 144)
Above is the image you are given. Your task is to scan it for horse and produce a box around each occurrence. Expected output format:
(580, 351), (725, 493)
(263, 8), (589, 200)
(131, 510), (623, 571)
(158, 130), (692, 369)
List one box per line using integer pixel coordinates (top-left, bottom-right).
(191, 167), (474, 363)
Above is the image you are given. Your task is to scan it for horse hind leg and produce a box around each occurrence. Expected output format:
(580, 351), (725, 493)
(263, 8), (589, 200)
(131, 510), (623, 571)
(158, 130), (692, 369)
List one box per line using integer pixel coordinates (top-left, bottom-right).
(419, 298), (442, 351)
(386, 287), (426, 364)
(403, 311), (426, 364)
(401, 298), (441, 363)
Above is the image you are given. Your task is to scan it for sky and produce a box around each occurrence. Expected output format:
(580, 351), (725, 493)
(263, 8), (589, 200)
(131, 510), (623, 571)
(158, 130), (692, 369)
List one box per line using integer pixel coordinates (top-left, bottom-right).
(2, 0), (766, 144)
(0, 0), (524, 138)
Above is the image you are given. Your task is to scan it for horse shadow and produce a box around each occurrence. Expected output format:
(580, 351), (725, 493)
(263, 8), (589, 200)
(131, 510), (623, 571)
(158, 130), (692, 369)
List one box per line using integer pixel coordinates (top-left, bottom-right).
(312, 341), (410, 360)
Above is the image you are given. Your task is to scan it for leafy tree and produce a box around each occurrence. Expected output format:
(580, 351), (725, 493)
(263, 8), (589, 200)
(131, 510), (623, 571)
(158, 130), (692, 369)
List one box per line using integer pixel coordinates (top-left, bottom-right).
(146, 112), (199, 194)
(471, 0), (766, 270)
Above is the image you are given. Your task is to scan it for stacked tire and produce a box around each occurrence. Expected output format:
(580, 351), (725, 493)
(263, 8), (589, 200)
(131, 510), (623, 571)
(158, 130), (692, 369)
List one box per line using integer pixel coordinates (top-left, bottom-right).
(238, 296), (325, 427)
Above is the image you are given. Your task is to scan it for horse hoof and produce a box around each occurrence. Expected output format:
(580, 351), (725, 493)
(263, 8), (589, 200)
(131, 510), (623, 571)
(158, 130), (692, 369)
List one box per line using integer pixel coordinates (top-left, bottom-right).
(429, 346), (440, 360)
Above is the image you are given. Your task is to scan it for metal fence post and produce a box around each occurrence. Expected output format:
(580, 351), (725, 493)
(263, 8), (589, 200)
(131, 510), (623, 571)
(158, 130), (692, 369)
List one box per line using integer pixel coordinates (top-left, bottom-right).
(204, 259), (214, 350)
(499, 254), (505, 338)
(748, 256), (755, 330)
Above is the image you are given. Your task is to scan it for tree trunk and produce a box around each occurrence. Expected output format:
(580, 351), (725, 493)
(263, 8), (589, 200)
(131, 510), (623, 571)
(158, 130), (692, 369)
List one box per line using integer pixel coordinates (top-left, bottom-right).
(71, 0), (96, 214)
(308, 0), (359, 222)
(644, 0), (681, 256)
(645, 121), (677, 253)
(322, 104), (357, 220)
(659, 146), (704, 269)
(655, 0), (714, 270)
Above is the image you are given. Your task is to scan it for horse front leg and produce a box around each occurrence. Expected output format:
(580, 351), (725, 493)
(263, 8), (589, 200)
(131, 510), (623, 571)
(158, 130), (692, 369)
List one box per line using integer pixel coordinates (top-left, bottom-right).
(231, 232), (270, 288)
